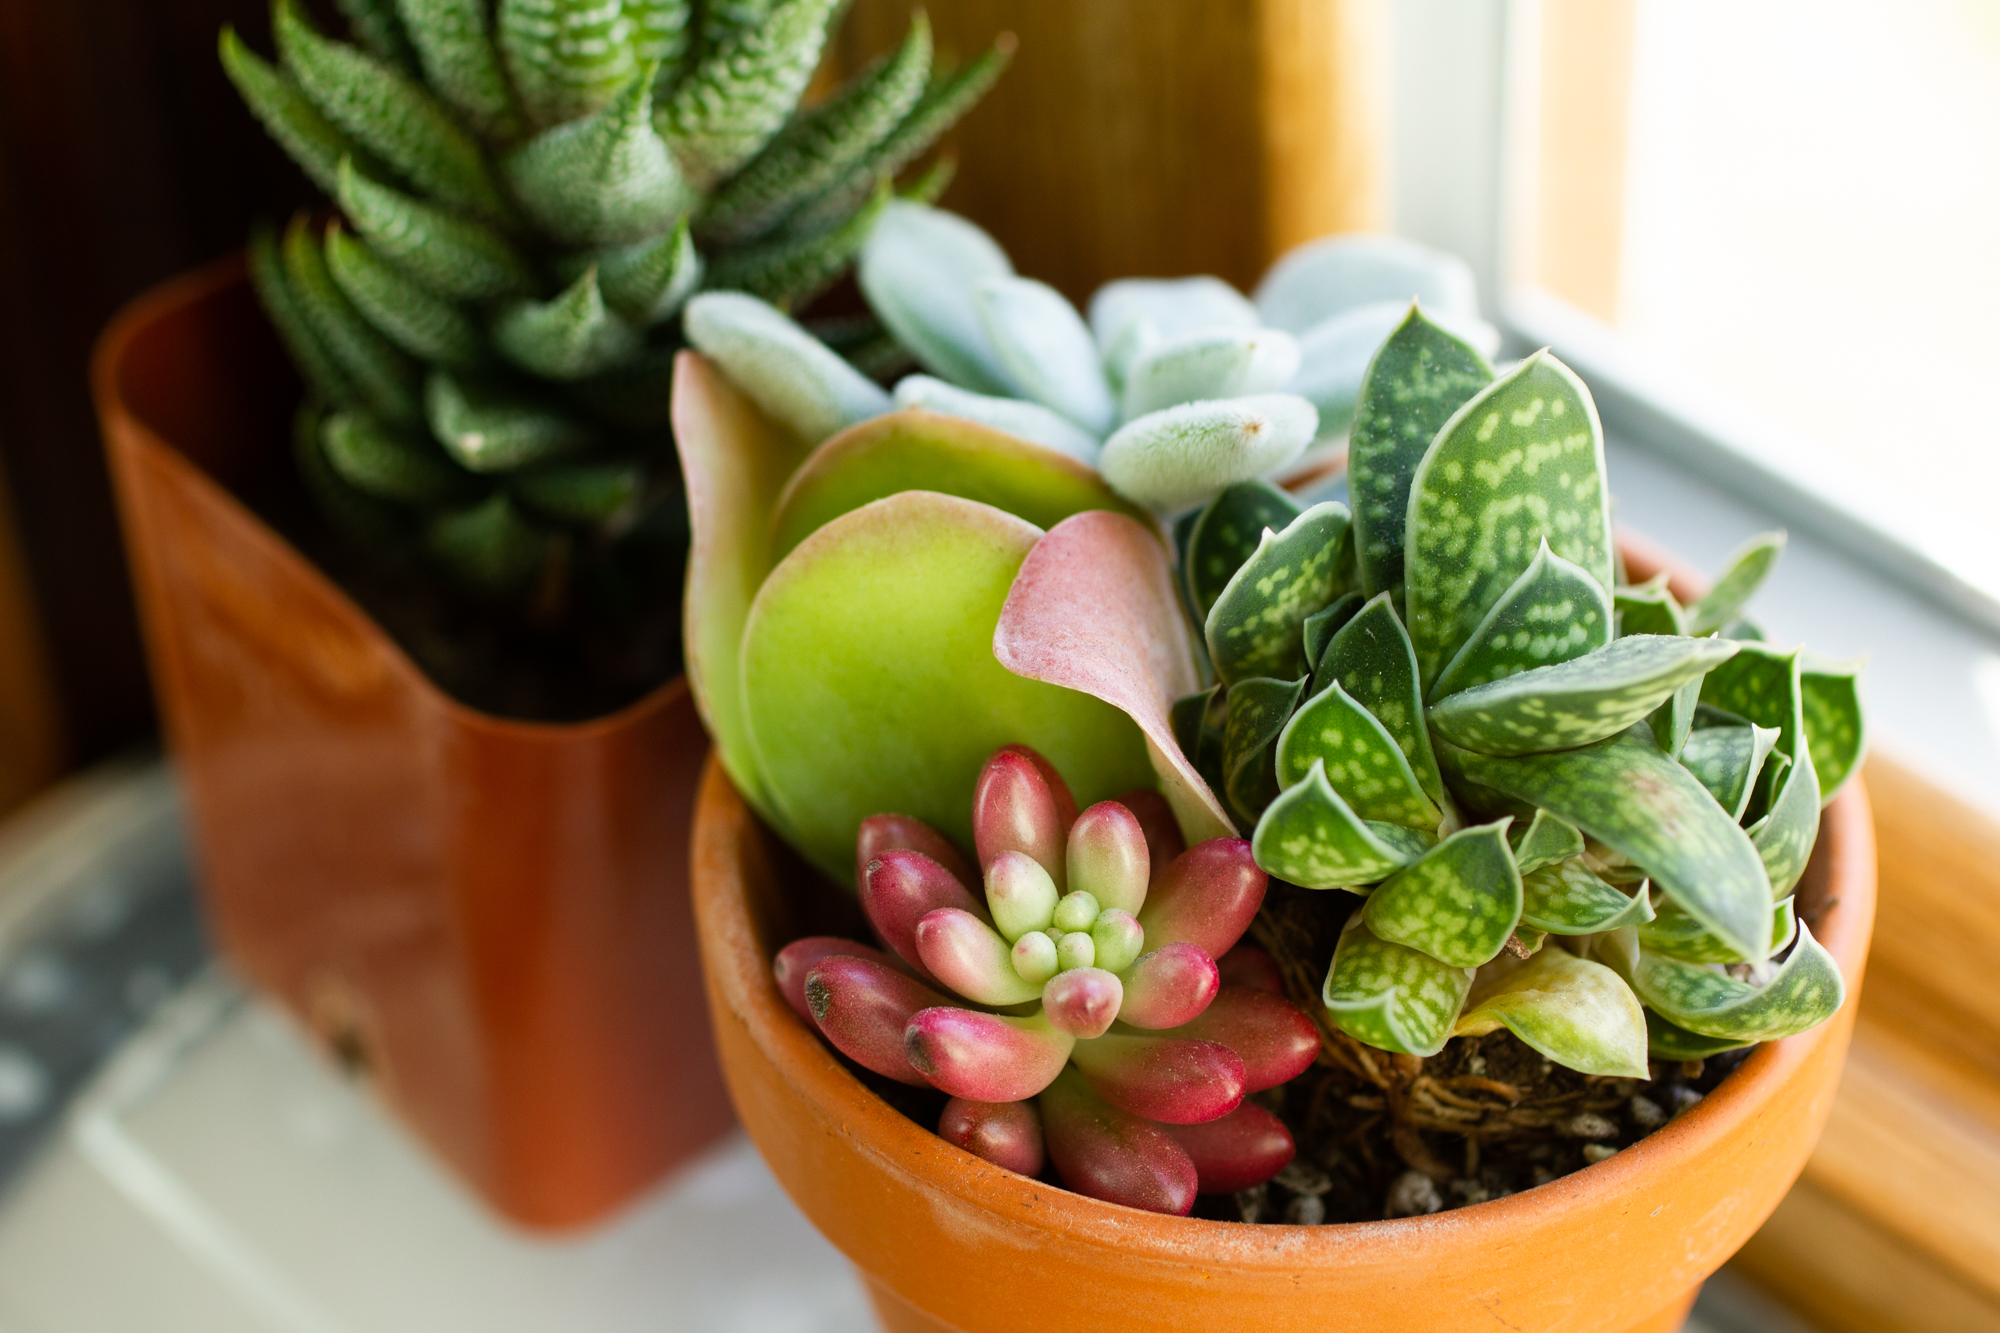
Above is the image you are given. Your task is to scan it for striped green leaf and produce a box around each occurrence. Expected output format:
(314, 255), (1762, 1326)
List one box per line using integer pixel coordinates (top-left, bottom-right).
(1453, 946), (1649, 1078)
(1184, 482), (1302, 623)
(335, 0), (421, 75)
(281, 216), (422, 423)
(1519, 857), (1653, 935)
(1363, 820), (1521, 967)
(1688, 530), (1786, 636)
(1251, 762), (1413, 890)
(655, 0), (842, 186)
(566, 215), (703, 323)
(220, 28), (374, 195)
(1348, 305), (1493, 598)
(322, 411), (474, 503)
(509, 459), (644, 525)
(1311, 592), (1446, 807)
(324, 223), (483, 367)
(425, 371), (595, 471)
(426, 492), (554, 593)
(1680, 723), (1781, 822)
(1222, 676), (1306, 823)
(704, 178), (889, 309)
(337, 160), (536, 300)
(1429, 539), (1612, 701)
(490, 268), (643, 379)
(394, 0), (524, 142)
(248, 222), (357, 406)
(627, 0), (694, 88)
(292, 405), (406, 543)
(1639, 894), (1795, 965)
(502, 62), (693, 246)
(1404, 350), (1614, 687)
(498, 0), (639, 128)
(1429, 635), (1741, 757)
(1321, 919), (1472, 1057)
(1509, 809), (1582, 875)
(1204, 502), (1350, 686)
(1616, 922), (1844, 1042)
(1277, 680), (1438, 829)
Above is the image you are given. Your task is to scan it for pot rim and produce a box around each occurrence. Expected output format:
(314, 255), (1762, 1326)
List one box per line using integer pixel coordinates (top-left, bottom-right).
(92, 255), (689, 741)
(697, 752), (1875, 1265)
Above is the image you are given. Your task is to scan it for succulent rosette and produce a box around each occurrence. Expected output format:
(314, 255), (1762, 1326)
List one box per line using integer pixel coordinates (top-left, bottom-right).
(773, 746), (1319, 1215)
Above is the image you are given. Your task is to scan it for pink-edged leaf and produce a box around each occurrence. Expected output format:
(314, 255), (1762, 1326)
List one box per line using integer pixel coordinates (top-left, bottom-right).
(1115, 787), (1187, 882)
(905, 1007), (1075, 1101)
(994, 510), (1234, 843)
(1039, 1067), (1199, 1216)
(860, 849), (987, 983)
(1161, 1101), (1295, 1194)
(1166, 985), (1321, 1093)
(1116, 942), (1221, 1030)
(972, 747), (1073, 885)
(1066, 800), (1150, 915)
(804, 957), (951, 1086)
(1136, 838), (1266, 958)
(855, 814), (976, 897)
(773, 936), (901, 1021)
(1068, 1033), (1245, 1125)
(914, 907), (1043, 1006)
(1042, 967), (1124, 1038)
(1216, 945), (1286, 995)
(938, 1097), (1046, 1177)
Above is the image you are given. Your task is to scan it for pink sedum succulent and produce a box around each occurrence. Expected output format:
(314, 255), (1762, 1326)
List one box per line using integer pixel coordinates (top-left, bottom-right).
(774, 745), (1320, 1215)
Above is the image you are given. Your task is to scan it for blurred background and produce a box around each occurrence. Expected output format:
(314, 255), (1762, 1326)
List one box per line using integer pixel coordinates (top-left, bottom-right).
(0, 1), (1996, 1329)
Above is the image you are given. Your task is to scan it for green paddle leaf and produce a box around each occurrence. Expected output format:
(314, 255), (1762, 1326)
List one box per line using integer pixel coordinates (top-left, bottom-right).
(1801, 657), (1867, 799)
(1205, 502), (1350, 686)
(1688, 531), (1786, 636)
(1429, 539), (1612, 701)
(1510, 809), (1583, 875)
(1520, 857), (1654, 934)
(1614, 923), (1845, 1042)
(1322, 919), (1473, 1057)
(1311, 592), (1446, 806)
(1429, 635), (1741, 757)
(1222, 676), (1307, 823)
(1276, 681), (1439, 829)
(1649, 671), (1704, 761)
(1302, 592), (1365, 673)
(1454, 947), (1649, 1078)
(1680, 724), (1782, 822)
(1749, 736), (1820, 898)
(1638, 894), (1795, 965)
(1349, 305), (1495, 599)
(1440, 726), (1774, 962)
(1184, 482), (1303, 622)
(1403, 349), (1614, 687)
(1615, 574), (1686, 638)
(1645, 1009), (1753, 1061)
(1362, 820), (1521, 967)
(1252, 762), (1413, 890)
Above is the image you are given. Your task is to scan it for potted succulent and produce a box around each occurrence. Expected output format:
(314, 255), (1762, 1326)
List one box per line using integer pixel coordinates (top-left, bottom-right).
(92, 0), (1003, 1227)
(676, 204), (1871, 1328)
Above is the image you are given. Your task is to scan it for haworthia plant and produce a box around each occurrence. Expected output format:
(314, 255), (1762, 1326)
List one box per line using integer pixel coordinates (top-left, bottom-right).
(1172, 308), (1863, 1077)
(224, 0), (1005, 617)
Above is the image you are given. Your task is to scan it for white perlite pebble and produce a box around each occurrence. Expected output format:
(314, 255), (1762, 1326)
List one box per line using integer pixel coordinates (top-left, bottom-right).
(1628, 1094), (1666, 1130)
(1562, 1111), (1619, 1140)
(1582, 1143), (1619, 1164)
(1285, 1193), (1327, 1226)
(1385, 1170), (1443, 1218)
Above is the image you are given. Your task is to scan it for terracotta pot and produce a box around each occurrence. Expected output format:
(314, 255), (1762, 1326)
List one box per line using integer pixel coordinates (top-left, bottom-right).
(693, 535), (1876, 1331)
(93, 257), (732, 1231)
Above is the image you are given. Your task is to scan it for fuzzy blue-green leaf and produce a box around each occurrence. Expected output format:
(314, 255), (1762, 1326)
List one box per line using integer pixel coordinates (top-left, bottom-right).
(1403, 350), (1614, 687)
(1749, 735), (1819, 898)
(1321, 919), (1472, 1057)
(491, 268), (642, 380)
(1119, 329), (1301, 422)
(1441, 726), (1773, 962)
(335, 0), (421, 74)
(1362, 820), (1520, 967)
(1302, 592), (1364, 673)
(1617, 922), (1844, 1041)
(683, 291), (890, 445)
(1801, 658), (1866, 799)
(655, 0), (840, 185)
(498, 0), (638, 128)
(1688, 531), (1786, 636)
(1277, 680), (1439, 829)
(1204, 502), (1349, 686)
(509, 459), (643, 525)
(1255, 234), (1481, 335)
(276, 0), (511, 220)
(426, 492), (552, 592)
(571, 216), (703, 323)
(1348, 305), (1494, 598)
(337, 160), (536, 300)
(1311, 592), (1446, 807)
(1510, 809), (1583, 875)
(973, 277), (1116, 434)
(282, 217), (422, 424)
(1099, 395), (1318, 512)
(1680, 723), (1781, 822)
(890, 377), (1100, 464)
(249, 222), (357, 406)
(221, 28), (373, 195)
(1519, 857), (1653, 935)
(1638, 894), (1795, 965)
(502, 62), (693, 246)
(858, 201), (1014, 393)
(1253, 762), (1413, 889)
(1615, 574), (1685, 638)
(324, 224), (483, 368)
(1454, 947), (1649, 1077)
(1184, 482), (1301, 622)
(1089, 276), (1257, 361)
(322, 411), (472, 503)
(1429, 539), (1612, 701)
(426, 372), (595, 472)
(1644, 1009), (1753, 1061)
(700, 13), (930, 241)
(1430, 635), (1740, 757)
(394, 0), (524, 141)
(1222, 676), (1306, 823)
(706, 178), (890, 309)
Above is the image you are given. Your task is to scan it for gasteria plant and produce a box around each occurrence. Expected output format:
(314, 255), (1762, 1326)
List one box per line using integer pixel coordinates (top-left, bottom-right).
(773, 746), (1319, 1214)
(222, 0), (1004, 624)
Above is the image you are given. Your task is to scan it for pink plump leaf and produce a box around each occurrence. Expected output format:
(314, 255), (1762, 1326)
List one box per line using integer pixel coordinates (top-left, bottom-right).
(860, 849), (987, 981)
(913, 907), (1042, 1006)
(1114, 787), (1187, 882)
(905, 1007), (1075, 1102)
(1161, 1101), (1296, 1194)
(1115, 942), (1221, 1030)
(1039, 1067), (1199, 1216)
(1068, 1033), (1245, 1125)
(1066, 801), (1150, 915)
(1166, 984), (1322, 1093)
(938, 1097), (1046, 1177)
(1136, 838), (1266, 958)
(804, 957), (951, 1086)
(856, 814), (976, 896)
(1215, 944), (1287, 995)
(1042, 967), (1125, 1038)
(972, 748), (1072, 886)
(773, 936), (902, 1022)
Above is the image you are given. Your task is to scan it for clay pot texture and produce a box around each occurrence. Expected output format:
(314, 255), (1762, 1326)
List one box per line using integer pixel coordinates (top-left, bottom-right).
(93, 257), (731, 1230)
(692, 538), (1876, 1332)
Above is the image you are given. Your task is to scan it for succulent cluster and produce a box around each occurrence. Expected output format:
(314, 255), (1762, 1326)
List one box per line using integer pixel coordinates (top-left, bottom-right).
(1178, 309), (1866, 1075)
(775, 746), (1319, 1215)
(223, 0), (1004, 606)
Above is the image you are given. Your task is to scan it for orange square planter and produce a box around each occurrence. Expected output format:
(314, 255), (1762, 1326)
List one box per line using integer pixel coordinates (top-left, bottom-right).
(93, 256), (732, 1230)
